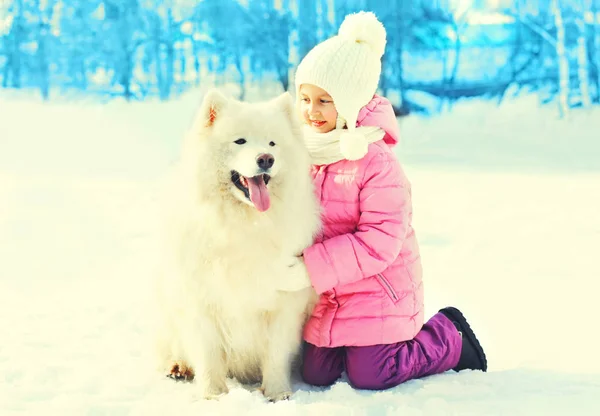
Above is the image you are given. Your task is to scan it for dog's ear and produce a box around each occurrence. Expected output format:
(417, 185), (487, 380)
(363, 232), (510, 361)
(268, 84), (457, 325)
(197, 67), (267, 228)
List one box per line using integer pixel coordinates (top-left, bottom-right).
(272, 92), (294, 117)
(198, 88), (229, 128)
(273, 92), (303, 136)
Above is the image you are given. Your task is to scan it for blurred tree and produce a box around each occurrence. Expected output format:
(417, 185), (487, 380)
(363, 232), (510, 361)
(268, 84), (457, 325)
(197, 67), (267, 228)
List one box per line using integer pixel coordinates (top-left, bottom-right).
(247, 0), (293, 91)
(316, 0), (333, 41)
(590, 0), (600, 102)
(551, 0), (570, 116)
(506, 0), (574, 114)
(504, 0), (550, 92)
(55, 1), (100, 91)
(575, 1), (592, 108)
(297, 0), (317, 61)
(411, 2), (470, 111)
(2, 0), (25, 89)
(32, 0), (54, 100)
(366, 0), (410, 113)
(196, 0), (252, 98)
(144, 1), (176, 100)
(102, 0), (148, 100)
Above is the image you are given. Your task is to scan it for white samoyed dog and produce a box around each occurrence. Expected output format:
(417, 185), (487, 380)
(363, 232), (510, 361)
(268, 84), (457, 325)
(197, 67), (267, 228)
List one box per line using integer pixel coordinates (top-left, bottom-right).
(153, 89), (320, 401)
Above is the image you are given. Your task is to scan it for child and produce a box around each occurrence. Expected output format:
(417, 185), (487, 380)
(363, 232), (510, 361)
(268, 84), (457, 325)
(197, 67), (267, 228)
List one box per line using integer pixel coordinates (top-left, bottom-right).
(284, 11), (487, 390)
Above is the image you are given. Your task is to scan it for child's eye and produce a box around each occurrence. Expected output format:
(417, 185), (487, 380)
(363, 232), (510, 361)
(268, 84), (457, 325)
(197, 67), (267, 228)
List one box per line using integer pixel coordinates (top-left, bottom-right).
(301, 97), (309, 103)
(320, 99), (331, 104)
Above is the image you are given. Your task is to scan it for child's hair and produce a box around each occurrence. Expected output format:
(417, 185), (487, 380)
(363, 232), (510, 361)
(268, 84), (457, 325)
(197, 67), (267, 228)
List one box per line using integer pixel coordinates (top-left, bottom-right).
(294, 11), (387, 157)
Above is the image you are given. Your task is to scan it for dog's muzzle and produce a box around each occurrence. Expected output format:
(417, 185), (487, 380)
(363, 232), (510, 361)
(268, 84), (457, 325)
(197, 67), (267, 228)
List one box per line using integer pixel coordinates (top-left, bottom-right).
(231, 170), (272, 212)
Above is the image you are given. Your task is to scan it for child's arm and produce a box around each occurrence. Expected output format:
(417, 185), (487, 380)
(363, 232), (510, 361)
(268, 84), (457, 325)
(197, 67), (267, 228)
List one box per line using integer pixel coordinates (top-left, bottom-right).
(303, 150), (410, 295)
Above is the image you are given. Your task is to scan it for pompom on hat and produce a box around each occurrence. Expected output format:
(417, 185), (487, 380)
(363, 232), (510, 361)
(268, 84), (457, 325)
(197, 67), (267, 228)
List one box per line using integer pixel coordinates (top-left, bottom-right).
(295, 11), (387, 161)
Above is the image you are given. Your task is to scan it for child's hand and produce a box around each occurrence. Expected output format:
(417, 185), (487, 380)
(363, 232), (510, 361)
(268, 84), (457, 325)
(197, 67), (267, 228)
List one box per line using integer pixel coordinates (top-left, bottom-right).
(276, 256), (312, 292)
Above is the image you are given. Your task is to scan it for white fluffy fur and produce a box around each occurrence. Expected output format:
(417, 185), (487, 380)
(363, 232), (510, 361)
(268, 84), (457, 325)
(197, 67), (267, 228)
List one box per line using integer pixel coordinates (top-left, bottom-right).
(338, 11), (387, 58)
(152, 89), (320, 401)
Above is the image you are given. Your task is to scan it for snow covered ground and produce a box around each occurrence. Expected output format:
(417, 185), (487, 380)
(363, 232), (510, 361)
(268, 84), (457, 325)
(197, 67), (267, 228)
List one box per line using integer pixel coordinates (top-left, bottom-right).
(1, 90), (599, 415)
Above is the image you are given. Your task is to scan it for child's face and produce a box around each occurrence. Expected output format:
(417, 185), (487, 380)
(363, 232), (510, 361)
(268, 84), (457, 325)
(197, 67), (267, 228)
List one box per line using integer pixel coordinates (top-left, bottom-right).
(298, 84), (338, 133)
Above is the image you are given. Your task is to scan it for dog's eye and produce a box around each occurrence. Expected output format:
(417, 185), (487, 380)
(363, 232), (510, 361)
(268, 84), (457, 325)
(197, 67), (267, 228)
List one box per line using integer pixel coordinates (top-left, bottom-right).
(234, 138), (246, 145)
(269, 141), (276, 147)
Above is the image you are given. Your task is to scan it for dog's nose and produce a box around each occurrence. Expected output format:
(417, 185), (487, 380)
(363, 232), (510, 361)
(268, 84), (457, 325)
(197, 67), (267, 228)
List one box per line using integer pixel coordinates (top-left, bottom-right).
(256, 153), (274, 170)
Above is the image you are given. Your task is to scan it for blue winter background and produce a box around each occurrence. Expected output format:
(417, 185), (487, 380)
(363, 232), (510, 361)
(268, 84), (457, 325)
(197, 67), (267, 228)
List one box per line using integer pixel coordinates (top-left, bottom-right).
(1, 1), (599, 415)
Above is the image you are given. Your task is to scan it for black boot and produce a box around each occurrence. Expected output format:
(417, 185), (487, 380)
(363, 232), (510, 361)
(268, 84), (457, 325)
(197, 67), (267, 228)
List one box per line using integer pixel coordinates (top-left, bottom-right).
(439, 307), (487, 372)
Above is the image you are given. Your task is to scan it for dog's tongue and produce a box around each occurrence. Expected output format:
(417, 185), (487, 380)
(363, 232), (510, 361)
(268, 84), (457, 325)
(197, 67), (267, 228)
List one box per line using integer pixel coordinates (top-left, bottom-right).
(247, 175), (270, 212)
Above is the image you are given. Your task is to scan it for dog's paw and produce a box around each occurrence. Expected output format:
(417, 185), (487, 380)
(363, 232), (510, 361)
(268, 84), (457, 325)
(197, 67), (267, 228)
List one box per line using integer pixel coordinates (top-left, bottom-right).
(269, 390), (292, 402)
(166, 361), (195, 382)
(259, 385), (293, 402)
(190, 380), (229, 401)
(204, 381), (229, 400)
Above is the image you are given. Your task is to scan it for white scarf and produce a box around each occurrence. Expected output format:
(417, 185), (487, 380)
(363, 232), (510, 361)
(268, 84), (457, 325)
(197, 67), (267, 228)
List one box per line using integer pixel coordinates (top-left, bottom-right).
(302, 125), (386, 165)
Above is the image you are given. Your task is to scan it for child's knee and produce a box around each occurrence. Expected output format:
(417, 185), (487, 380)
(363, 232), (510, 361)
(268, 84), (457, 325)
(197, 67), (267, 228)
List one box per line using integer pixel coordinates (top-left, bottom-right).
(346, 348), (401, 390)
(346, 360), (385, 390)
(301, 343), (344, 386)
(301, 361), (341, 387)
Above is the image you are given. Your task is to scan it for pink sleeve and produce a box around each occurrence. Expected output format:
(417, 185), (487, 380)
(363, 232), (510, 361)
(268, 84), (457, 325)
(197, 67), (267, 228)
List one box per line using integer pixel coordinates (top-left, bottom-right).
(303, 150), (411, 295)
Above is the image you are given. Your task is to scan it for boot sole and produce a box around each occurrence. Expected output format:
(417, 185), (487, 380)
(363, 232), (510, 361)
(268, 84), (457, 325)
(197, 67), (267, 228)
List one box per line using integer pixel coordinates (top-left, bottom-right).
(441, 307), (488, 372)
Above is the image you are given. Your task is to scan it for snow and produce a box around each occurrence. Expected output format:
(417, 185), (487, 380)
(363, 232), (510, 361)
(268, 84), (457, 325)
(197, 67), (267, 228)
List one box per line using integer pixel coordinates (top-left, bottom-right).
(1, 89), (600, 415)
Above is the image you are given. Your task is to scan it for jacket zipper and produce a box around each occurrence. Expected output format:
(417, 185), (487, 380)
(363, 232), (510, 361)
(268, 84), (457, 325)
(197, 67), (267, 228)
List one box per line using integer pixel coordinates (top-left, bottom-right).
(377, 273), (399, 302)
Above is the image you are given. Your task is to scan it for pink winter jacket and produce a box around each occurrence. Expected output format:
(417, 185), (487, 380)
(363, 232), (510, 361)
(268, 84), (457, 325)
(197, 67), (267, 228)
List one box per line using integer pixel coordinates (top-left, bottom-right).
(302, 95), (424, 348)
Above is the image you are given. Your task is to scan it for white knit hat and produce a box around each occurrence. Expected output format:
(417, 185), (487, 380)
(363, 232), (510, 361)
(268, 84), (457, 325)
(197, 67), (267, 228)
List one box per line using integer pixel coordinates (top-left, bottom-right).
(295, 11), (387, 161)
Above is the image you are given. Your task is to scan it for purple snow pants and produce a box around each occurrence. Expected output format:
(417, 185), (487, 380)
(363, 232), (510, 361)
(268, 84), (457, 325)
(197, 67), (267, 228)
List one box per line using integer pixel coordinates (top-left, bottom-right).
(302, 312), (462, 390)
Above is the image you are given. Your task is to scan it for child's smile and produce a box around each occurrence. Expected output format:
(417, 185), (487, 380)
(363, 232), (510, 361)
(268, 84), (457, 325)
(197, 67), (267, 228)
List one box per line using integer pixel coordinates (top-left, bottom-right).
(309, 119), (327, 128)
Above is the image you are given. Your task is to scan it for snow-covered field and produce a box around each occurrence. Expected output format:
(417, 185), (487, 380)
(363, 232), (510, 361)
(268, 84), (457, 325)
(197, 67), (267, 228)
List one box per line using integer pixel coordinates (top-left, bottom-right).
(1, 90), (599, 415)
